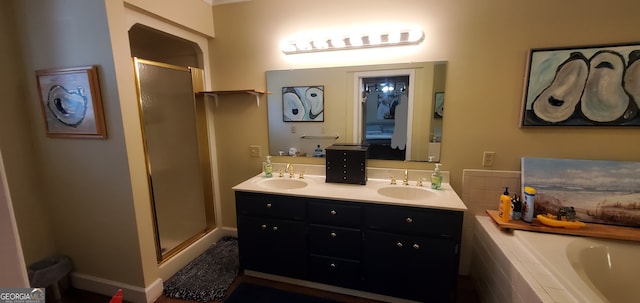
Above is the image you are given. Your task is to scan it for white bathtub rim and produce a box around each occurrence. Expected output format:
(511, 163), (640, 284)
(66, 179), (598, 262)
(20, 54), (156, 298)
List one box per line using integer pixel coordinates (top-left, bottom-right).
(516, 230), (607, 303)
(475, 216), (584, 302)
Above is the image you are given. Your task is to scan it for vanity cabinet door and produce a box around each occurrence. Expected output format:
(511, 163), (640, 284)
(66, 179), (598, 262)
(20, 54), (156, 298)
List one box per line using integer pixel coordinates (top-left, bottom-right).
(237, 215), (307, 279)
(363, 230), (458, 303)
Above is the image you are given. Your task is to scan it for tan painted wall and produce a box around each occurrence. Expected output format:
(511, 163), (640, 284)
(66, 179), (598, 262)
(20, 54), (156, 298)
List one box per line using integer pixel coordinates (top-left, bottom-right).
(125, 0), (215, 37)
(9, 0), (148, 286)
(0, 1), (57, 267)
(210, 0), (640, 227)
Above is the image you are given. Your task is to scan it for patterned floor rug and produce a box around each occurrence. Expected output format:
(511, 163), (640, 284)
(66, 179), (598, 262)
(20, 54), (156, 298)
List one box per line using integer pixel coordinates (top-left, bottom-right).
(163, 236), (239, 302)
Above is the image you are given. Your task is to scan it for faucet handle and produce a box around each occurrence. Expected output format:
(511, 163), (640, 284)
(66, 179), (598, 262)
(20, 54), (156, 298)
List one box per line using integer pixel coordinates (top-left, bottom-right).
(298, 170), (305, 179)
(390, 176), (397, 185)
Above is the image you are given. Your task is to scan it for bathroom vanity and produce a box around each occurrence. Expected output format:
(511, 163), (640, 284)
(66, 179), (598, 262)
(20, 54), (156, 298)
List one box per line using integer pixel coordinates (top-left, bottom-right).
(233, 165), (467, 302)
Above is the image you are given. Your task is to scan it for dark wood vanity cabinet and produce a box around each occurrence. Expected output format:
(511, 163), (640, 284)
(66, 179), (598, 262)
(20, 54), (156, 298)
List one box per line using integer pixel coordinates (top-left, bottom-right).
(235, 192), (307, 279)
(235, 191), (463, 302)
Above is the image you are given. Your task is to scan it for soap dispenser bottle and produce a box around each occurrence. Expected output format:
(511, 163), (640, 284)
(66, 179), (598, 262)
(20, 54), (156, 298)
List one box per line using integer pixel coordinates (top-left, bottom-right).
(314, 145), (323, 157)
(263, 156), (273, 178)
(431, 163), (442, 190)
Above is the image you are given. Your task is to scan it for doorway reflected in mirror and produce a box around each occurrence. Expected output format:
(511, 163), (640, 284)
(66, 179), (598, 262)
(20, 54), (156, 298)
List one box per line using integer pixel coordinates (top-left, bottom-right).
(362, 75), (409, 160)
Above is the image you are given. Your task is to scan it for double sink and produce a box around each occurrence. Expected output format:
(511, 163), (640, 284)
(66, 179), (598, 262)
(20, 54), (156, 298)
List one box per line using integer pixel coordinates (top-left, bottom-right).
(236, 169), (467, 211)
(256, 176), (435, 200)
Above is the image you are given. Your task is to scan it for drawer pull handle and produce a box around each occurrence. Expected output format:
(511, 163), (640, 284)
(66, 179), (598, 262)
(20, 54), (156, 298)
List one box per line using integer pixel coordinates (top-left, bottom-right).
(266, 203), (272, 208)
(272, 226), (278, 231)
(396, 242), (403, 248)
(330, 232), (337, 238)
(406, 217), (413, 223)
(330, 210), (337, 215)
(413, 244), (420, 250)
(261, 224), (267, 229)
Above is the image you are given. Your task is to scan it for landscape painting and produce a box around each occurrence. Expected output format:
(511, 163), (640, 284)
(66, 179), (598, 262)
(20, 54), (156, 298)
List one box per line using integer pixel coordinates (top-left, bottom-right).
(521, 157), (640, 227)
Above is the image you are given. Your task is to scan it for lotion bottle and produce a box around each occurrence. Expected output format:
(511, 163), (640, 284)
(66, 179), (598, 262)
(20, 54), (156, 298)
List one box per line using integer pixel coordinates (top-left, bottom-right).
(263, 156), (273, 178)
(430, 163), (442, 190)
(523, 186), (536, 223)
(498, 187), (510, 222)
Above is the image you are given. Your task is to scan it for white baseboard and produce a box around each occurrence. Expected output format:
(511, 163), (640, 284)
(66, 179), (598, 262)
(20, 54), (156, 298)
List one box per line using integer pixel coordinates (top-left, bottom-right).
(71, 272), (163, 303)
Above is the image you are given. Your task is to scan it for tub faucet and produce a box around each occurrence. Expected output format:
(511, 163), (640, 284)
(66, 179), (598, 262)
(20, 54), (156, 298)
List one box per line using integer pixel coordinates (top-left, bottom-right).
(403, 169), (409, 185)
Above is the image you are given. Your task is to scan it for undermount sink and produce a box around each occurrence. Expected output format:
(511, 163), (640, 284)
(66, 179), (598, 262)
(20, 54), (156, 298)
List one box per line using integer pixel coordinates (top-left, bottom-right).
(377, 186), (435, 200)
(256, 178), (308, 190)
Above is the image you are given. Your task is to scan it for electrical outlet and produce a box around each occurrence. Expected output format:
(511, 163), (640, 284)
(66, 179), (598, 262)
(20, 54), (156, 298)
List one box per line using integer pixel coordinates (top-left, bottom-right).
(482, 151), (495, 167)
(290, 125), (296, 133)
(249, 145), (261, 158)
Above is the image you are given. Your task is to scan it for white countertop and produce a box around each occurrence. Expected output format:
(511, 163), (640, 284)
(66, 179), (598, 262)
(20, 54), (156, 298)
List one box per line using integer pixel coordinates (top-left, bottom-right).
(232, 166), (467, 212)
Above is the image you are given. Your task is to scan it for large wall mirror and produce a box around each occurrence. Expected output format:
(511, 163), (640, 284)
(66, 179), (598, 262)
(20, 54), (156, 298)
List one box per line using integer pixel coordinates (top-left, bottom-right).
(267, 61), (446, 162)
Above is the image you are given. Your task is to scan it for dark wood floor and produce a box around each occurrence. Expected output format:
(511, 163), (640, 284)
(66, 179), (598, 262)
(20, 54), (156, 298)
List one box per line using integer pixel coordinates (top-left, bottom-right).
(60, 274), (479, 303)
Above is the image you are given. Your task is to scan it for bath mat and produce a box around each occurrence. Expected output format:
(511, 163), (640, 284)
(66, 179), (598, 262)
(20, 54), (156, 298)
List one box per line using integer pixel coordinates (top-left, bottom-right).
(223, 283), (343, 303)
(163, 236), (239, 302)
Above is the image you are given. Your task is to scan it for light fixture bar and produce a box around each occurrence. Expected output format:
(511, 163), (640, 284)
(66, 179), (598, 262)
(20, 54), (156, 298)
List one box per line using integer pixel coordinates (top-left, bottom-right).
(281, 29), (424, 55)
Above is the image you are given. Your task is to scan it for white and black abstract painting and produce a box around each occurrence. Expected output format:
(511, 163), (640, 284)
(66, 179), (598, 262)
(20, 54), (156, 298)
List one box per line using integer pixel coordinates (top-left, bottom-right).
(521, 43), (640, 126)
(282, 85), (324, 122)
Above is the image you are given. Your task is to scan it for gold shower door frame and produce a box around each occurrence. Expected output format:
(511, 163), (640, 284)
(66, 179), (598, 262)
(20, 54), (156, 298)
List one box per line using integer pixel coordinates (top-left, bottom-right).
(133, 58), (215, 262)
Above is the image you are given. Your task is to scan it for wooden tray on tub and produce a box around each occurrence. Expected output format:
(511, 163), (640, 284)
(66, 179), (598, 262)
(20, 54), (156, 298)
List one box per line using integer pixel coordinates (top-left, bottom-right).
(486, 210), (640, 242)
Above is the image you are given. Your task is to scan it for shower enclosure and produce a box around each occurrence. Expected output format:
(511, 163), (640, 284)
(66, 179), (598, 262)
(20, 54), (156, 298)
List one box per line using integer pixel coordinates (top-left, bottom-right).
(133, 58), (214, 261)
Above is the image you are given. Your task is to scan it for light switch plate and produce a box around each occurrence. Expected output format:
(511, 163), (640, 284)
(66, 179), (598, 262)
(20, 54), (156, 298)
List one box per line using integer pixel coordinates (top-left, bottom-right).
(482, 151), (495, 167)
(249, 145), (261, 158)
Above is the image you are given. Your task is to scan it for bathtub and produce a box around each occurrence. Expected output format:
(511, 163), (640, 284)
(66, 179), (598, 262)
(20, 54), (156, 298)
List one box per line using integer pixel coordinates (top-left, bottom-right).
(472, 216), (640, 303)
(518, 230), (640, 303)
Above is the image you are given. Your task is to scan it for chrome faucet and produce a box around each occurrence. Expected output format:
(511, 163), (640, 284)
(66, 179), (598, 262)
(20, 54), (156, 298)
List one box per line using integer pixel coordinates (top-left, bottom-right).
(403, 169), (409, 185)
(286, 163), (294, 178)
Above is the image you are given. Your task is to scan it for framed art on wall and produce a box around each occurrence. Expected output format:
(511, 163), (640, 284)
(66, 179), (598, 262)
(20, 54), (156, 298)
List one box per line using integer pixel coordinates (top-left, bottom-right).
(282, 85), (324, 122)
(521, 42), (640, 127)
(36, 65), (107, 138)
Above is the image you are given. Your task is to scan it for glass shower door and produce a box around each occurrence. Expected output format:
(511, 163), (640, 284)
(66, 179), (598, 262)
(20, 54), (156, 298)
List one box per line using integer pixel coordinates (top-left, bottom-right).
(133, 58), (213, 260)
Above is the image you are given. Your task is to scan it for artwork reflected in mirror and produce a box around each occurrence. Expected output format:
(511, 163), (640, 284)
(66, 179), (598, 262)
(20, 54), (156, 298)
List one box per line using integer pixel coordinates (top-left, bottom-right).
(283, 85), (324, 122)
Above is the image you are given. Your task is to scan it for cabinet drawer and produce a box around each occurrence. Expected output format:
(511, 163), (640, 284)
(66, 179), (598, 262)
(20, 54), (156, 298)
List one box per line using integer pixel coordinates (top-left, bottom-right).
(308, 255), (362, 289)
(308, 201), (361, 227)
(236, 191), (305, 220)
(365, 205), (462, 239)
(308, 225), (361, 259)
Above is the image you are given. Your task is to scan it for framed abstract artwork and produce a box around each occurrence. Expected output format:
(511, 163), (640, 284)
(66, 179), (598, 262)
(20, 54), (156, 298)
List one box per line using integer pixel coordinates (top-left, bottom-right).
(521, 42), (640, 127)
(282, 85), (324, 122)
(36, 65), (107, 138)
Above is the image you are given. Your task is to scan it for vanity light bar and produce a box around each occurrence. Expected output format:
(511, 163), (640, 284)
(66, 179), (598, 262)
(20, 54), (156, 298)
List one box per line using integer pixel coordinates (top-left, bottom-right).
(281, 29), (424, 54)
